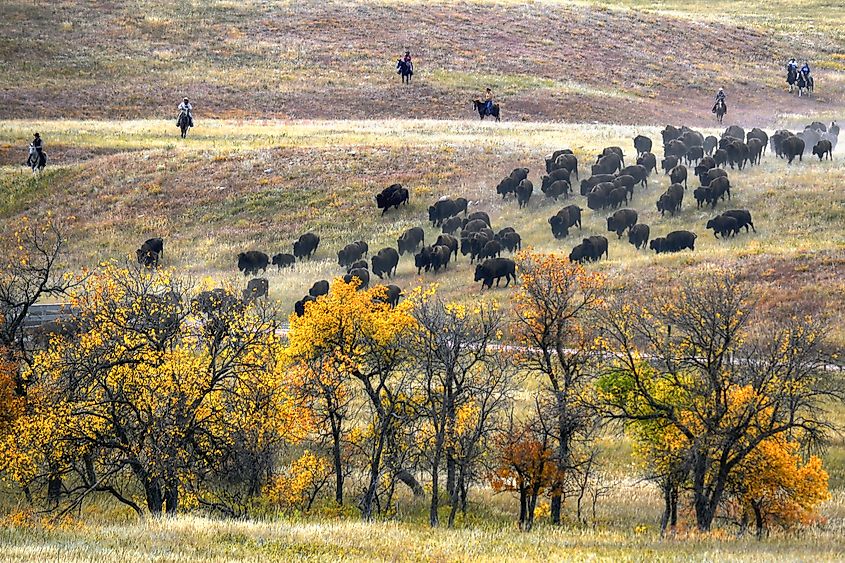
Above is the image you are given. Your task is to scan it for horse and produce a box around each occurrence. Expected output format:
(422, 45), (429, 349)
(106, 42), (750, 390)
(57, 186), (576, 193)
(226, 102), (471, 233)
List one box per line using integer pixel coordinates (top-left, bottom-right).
(472, 99), (500, 122)
(787, 68), (797, 93)
(26, 145), (47, 172)
(396, 59), (413, 84)
(177, 112), (192, 138)
(802, 72), (814, 94)
(713, 99), (727, 124)
(797, 73), (810, 97)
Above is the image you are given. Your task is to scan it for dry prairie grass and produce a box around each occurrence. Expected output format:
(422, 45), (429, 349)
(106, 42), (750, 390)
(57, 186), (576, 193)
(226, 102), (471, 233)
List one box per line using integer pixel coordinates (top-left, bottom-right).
(2, 0), (843, 124)
(1, 118), (842, 343)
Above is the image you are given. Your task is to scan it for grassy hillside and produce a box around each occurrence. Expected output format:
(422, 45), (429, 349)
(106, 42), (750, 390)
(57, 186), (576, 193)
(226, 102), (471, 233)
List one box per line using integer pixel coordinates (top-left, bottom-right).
(2, 0), (844, 124)
(1, 119), (843, 342)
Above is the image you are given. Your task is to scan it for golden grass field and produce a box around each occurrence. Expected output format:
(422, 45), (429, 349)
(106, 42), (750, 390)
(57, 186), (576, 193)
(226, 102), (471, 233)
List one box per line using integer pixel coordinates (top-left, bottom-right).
(2, 0), (845, 560)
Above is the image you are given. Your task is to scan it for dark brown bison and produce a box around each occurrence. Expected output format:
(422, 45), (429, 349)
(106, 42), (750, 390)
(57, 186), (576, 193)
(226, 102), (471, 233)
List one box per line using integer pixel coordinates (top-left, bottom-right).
(649, 231), (697, 254)
(428, 197), (468, 226)
(474, 258), (516, 289)
(633, 135), (653, 156)
(812, 140), (833, 160)
(706, 215), (739, 238)
(309, 280), (329, 297)
(703, 135), (718, 156)
(136, 237), (164, 268)
(371, 247), (400, 279)
(435, 234), (459, 259)
(398, 227), (425, 255)
(669, 164), (687, 188)
(516, 179), (533, 208)
(782, 136), (805, 164)
(337, 241), (368, 268)
(549, 205), (582, 239)
(237, 251), (269, 276)
(293, 233), (320, 260)
(656, 183), (684, 216)
(375, 184), (409, 215)
(627, 223), (650, 250)
(271, 253), (296, 270)
(722, 209), (756, 233)
(343, 268), (370, 289)
(636, 152), (657, 175)
(606, 208), (638, 238)
(662, 155), (679, 174)
(243, 278), (269, 302)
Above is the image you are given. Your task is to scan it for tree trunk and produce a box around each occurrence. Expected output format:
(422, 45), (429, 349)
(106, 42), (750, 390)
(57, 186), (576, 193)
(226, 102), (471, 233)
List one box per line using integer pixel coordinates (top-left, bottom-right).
(752, 501), (764, 539)
(660, 481), (671, 536)
(551, 494), (562, 525)
(552, 392), (570, 526)
(518, 487), (528, 530)
(47, 473), (63, 508)
(360, 427), (387, 521)
(446, 455), (456, 497)
(429, 452), (441, 527)
(331, 416), (344, 505)
(145, 479), (164, 515)
(164, 482), (179, 515)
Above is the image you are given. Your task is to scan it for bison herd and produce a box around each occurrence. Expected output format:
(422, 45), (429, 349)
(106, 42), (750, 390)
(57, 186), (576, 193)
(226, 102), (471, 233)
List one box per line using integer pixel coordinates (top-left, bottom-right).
(135, 120), (837, 316)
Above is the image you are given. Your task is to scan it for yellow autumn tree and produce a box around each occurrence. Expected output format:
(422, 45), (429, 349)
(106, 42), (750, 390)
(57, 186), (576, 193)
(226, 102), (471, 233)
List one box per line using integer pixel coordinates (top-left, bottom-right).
(265, 450), (332, 512)
(0, 263), (308, 517)
(285, 279), (416, 520)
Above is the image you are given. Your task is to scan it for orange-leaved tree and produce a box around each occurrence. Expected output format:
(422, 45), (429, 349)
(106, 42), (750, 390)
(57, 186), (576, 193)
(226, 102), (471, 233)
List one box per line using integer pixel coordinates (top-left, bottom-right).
(727, 436), (830, 537)
(512, 251), (606, 525)
(491, 403), (564, 532)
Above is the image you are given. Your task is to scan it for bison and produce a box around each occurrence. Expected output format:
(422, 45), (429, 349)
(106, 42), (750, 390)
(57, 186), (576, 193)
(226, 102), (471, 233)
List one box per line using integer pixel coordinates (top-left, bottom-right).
(669, 165), (687, 188)
(721, 209), (756, 233)
(136, 237), (163, 268)
(309, 280), (329, 297)
(607, 208), (638, 238)
(649, 230), (696, 254)
(474, 258), (516, 289)
(812, 140), (833, 160)
(237, 251), (270, 276)
(293, 233), (320, 261)
(627, 223), (650, 250)
(375, 184), (409, 215)
(398, 227), (425, 255)
(343, 268), (370, 289)
(782, 136), (805, 164)
(371, 247), (400, 279)
(428, 197), (468, 226)
(516, 179), (533, 208)
(706, 215), (739, 238)
(633, 135), (653, 156)
(272, 253), (296, 270)
(243, 278), (269, 302)
(337, 241), (368, 268)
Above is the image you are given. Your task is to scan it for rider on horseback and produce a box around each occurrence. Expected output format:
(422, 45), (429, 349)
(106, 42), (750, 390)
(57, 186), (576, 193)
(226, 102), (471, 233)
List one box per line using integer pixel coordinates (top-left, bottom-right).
(484, 88), (494, 115)
(800, 61), (811, 80)
(403, 50), (413, 73)
(31, 132), (43, 155)
(712, 88), (726, 113)
(787, 58), (798, 74)
(177, 97), (194, 128)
